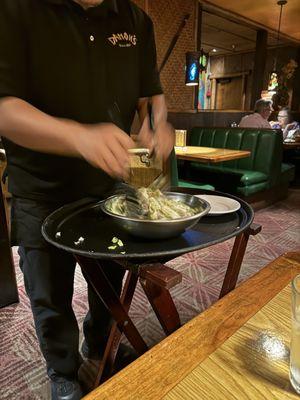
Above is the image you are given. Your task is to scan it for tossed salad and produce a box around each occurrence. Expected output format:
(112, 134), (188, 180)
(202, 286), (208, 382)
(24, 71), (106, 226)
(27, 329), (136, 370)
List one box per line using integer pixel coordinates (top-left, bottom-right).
(106, 187), (202, 220)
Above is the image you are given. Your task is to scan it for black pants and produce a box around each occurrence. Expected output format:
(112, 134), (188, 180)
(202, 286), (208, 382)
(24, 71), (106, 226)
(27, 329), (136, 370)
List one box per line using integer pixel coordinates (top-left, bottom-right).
(12, 197), (124, 379)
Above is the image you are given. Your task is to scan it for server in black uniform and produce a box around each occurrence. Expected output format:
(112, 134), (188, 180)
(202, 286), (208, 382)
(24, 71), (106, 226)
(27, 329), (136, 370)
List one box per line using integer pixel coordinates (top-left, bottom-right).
(0, 0), (174, 398)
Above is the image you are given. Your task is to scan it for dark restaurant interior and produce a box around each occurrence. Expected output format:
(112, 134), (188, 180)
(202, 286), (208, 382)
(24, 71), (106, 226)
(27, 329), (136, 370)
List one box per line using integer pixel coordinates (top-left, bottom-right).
(0, 0), (300, 399)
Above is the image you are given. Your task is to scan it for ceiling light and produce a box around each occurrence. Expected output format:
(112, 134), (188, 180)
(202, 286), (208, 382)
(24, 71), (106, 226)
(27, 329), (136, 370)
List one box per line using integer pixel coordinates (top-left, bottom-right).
(212, 48), (217, 53)
(268, 0), (287, 93)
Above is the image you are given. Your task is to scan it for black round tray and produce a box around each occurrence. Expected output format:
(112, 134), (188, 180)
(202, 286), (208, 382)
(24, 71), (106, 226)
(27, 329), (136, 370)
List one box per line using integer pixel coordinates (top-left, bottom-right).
(42, 189), (254, 261)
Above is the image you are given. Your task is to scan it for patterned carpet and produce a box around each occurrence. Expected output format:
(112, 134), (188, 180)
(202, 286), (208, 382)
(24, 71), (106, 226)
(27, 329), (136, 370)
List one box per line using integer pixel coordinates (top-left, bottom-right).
(0, 189), (300, 400)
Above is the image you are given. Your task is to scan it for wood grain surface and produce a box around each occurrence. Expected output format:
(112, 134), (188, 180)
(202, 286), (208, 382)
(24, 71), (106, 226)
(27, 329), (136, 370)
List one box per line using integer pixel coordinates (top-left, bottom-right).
(175, 146), (250, 163)
(165, 285), (296, 399)
(83, 252), (300, 400)
(283, 142), (300, 150)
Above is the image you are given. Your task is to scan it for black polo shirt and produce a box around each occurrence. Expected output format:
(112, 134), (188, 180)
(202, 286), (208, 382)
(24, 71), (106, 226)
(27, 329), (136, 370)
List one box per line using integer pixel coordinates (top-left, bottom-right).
(0, 0), (162, 202)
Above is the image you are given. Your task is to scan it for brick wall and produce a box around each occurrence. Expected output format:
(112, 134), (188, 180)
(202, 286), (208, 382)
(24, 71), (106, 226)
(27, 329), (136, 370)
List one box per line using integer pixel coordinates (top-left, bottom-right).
(132, 0), (147, 11)
(133, 0), (197, 110)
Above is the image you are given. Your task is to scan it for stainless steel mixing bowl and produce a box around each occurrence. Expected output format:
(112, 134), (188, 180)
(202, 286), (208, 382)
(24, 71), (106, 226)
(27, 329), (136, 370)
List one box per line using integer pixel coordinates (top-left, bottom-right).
(100, 192), (211, 239)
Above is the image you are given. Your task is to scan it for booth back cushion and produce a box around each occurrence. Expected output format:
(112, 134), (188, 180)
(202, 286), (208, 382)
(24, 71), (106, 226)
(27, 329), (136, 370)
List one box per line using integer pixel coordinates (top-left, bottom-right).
(189, 127), (282, 187)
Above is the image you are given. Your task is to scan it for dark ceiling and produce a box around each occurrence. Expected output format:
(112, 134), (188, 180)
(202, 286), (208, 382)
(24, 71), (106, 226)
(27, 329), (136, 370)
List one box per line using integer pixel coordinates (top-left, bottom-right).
(201, 2), (298, 56)
(203, 0), (300, 43)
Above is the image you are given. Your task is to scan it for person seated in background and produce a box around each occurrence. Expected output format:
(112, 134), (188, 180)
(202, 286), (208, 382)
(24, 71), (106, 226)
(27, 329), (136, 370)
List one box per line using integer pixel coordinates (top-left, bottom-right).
(239, 99), (272, 128)
(270, 107), (300, 141)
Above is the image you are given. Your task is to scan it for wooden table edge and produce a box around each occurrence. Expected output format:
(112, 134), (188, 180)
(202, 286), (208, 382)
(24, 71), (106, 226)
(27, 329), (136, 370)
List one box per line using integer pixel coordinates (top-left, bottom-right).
(176, 151), (250, 163)
(283, 142), (300, 149)
(83, 251), (300, 400)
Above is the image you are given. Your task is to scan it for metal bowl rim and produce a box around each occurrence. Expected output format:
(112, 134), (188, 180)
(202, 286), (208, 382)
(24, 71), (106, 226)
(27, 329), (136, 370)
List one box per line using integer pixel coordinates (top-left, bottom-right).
(101, 192), (211, 224)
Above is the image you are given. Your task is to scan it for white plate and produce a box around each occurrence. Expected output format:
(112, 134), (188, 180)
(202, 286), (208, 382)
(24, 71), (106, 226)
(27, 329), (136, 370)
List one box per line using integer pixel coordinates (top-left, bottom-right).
(195, 195), (241, 215)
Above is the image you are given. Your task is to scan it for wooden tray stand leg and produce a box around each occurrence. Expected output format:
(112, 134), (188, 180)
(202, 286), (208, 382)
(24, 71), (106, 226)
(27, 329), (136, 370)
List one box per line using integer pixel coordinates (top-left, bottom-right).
(75, 256), (148, 358)
(219, 223), (262, 299)
(139, 263), (182, 335)
(93, 269), (138, 387)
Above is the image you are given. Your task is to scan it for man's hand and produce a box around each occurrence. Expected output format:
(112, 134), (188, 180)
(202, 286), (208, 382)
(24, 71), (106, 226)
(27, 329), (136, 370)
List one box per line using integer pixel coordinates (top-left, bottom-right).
(136, 113), (155, 153)
(137, 113), (175, 161)
(0, 98), (135, 179)
(152, 121), (175, 161)
(76, 123), (135, 179)
(136, 95), (175, 161)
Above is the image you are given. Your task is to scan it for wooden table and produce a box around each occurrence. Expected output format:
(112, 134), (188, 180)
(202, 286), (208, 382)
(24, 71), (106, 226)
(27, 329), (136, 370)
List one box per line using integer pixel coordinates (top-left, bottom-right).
(175, 146), (251, 163)
(283, 141), (300, 150)
(83, 251), (300, 400)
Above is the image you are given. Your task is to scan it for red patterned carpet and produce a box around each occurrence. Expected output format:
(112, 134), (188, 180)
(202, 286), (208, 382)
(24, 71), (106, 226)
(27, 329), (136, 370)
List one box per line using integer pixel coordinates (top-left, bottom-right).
(1, 189), (300, 400)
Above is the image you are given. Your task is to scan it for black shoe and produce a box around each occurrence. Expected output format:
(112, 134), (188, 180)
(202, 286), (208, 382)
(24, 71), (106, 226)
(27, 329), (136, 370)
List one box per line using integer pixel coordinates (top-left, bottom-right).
(51, 378), (83, 400)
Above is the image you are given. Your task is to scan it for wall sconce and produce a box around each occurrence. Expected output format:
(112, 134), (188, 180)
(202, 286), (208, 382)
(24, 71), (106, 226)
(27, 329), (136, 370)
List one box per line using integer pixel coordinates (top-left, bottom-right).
(185, 51), (201, 86)
(185, 51), (209, 86)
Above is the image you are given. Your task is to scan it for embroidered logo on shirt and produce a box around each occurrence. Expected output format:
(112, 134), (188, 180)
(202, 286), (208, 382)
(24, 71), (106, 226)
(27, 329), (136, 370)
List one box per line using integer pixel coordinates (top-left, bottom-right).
(108, 32), (137, 47)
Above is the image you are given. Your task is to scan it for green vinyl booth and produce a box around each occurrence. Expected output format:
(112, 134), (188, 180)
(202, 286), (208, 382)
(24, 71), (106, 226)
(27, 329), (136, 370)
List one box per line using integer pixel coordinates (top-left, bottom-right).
(169, 149), (215, 191)
(179, 127), (294, 197)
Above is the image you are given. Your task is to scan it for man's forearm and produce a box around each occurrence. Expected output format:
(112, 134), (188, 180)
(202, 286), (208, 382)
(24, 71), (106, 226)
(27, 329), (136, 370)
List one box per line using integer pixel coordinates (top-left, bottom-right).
(137, 94), (167, 129)
(0, 97), (83, 157)
(136, 94), (174, 160)
(151, 94), (168, 127)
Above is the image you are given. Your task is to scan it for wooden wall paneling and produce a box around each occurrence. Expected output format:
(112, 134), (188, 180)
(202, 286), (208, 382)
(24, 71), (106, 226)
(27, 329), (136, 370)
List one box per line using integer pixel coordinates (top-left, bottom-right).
(224, 53), (242, 73)
(209, 46), (297, 111)
(242, 52), (254, 110)
(210, 56), (224, 76)
(209, 71), (249, 110)
(241, 74), (247, 110)
(250, 29), (268, 109)
(211, 78), (217, 109)
(167, 111), (249, 129)
(215, 77), (243, 109)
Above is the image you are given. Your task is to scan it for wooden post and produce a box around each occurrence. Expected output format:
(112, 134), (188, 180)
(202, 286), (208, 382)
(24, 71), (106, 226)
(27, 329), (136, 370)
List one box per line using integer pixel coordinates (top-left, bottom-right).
(211, 78), (217, 109)
(241, 73), (247, 110)
(291, 46), (300, 112)
(194, 2), (203, 110)
(250, 29), (268, 109)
